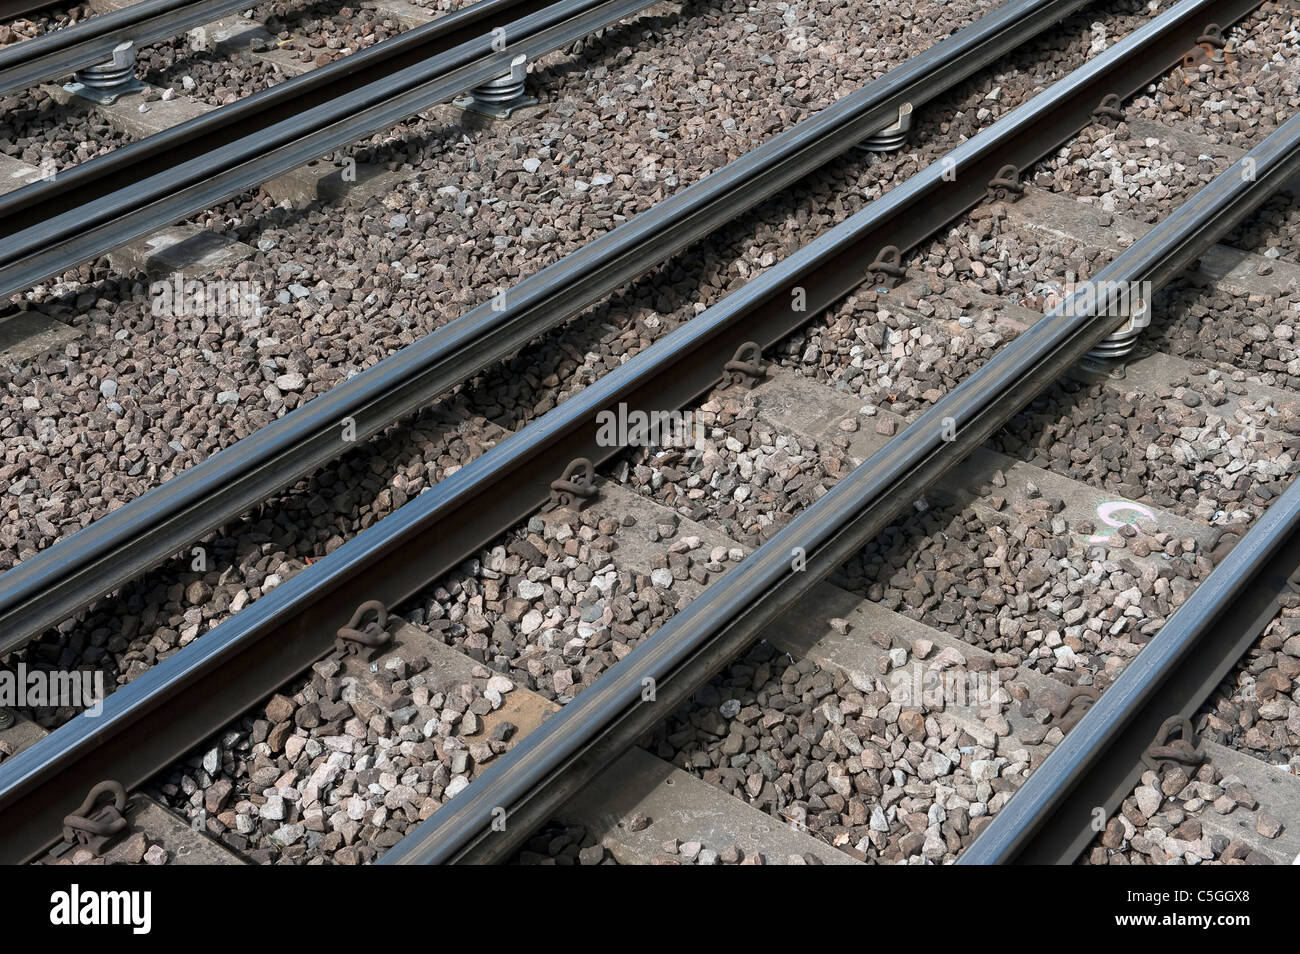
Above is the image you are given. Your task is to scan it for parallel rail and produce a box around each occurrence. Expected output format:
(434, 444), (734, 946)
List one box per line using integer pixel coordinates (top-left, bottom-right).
(0, 0), (1095, 654)
(962, 441), (1300, 864)
(387, 28), (1300, 867)
(0, 0), (1283, 865)
(0, 0), (257, 96)
(0, 0), (652, 300)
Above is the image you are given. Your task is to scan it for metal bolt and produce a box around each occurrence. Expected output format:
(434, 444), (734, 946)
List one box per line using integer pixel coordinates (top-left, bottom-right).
(858, 103), (913, 153)
(471, 53), (528, 107)
(74, 40), (138, 90)
(67, 40), (145, 105)
(1085, 294), (1151, 364)
(454, 53), (535, 119)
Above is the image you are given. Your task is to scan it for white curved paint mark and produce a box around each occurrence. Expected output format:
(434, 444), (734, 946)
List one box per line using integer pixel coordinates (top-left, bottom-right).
(1088, 500), (1158, 543)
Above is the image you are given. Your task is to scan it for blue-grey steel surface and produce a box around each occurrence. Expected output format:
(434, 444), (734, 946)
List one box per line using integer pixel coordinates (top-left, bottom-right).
(385, 18), (1300, 865)
(0, 0), (1091, 650)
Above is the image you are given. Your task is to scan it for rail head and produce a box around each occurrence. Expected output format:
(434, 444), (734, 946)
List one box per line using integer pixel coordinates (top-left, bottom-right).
(0, 0), (1094, 653)
(960, 354), (1300, 863)
(387, 1), (1300, 864)
(0, 0), (1281, 866)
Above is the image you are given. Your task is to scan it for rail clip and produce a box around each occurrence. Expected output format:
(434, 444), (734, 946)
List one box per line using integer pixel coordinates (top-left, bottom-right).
(1093, 93), (1126, 124)
(62, 780), (129, 856)
(724, 342), (767, 388)
(1141, 715), (1207, 774)
(1182, 23), (1228, 72)
(336, 600), (393, 660)
(866, 245), (906, 289)
(546, 457), (598, 512)
(986, 164), (1024, 203)
(1044, 685), (1099, 733)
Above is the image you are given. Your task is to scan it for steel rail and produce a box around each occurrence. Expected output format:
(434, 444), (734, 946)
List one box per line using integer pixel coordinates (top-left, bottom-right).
(0, 0), (1110, 651)
(961, 449), (1300, 864)
(0, 0), (646, 295)
(0, 0), (564, 236)
(388, 82), (1300, 867)
(0, 0), (260, 96)
(0, 0), (1267, 864)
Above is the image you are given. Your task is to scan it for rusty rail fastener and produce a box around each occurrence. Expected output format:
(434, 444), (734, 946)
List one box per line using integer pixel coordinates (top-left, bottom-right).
(724, 342), (767, 389)
(1141, 715), (1207, 774)
(336, 599), (393, 659)
(986, 164), (1024, 203)
(866, 245), (906, 289)
(1093, 93), (1126, 123)
(1182, 23), (1227, 71)
(1207, 521), (1249, 565)
(547, 457), (598, 512)
(62, 780), (129, 856)
(1045, 685), (1099, 733)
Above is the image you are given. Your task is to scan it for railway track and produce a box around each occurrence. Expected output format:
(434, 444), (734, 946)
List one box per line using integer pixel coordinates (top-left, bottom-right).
(0, 0), (1298, 876)
(0, 0), (672, 300)
(0, 0), (1100, 649)
(0, 0), (267, 96)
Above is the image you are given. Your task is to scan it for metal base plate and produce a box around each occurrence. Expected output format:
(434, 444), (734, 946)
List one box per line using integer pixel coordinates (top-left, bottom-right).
(854, 138), (908, 153)
(1077, 356), (1127, 379)
(451, 93), (538, 120)
(64, 78), (147, 106)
